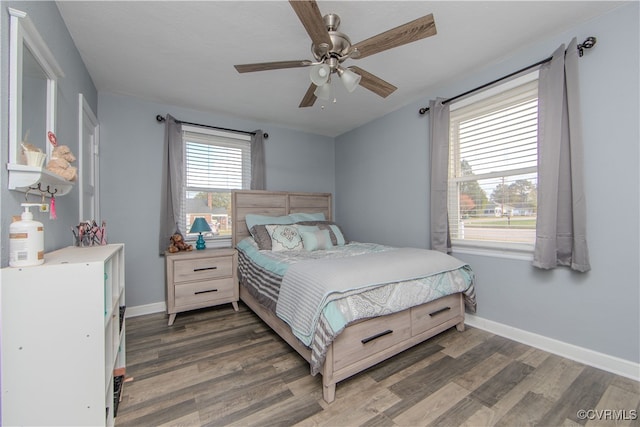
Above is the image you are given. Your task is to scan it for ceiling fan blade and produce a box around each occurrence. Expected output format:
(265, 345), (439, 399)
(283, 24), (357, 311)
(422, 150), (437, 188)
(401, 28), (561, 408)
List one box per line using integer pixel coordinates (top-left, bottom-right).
(235, 60), (312, 73)
(351, 14), (436, 59)
(289, 0), (332, 53)
(349, 66), (397, 98)
(299, 83), (318, 108)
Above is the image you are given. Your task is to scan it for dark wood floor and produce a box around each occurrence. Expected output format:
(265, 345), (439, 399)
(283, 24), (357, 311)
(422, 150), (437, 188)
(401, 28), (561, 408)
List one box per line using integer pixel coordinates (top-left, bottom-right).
(116, 303), (639, 427)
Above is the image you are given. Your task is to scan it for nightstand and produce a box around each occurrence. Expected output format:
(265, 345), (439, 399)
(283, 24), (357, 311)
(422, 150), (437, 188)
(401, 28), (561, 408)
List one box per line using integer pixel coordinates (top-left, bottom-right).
(165, 248), (238, 325)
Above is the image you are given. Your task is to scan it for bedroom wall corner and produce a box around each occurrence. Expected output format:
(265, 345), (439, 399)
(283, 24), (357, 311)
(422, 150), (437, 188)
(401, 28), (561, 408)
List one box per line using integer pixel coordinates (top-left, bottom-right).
(97, 92), (336, 308)
(334, 105), (430, 249)
(334, 2), (639, 368)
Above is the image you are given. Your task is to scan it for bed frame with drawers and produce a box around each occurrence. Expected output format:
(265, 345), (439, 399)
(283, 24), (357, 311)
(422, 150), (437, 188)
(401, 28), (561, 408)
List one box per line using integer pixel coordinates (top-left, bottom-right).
(232, 190), (465, 403)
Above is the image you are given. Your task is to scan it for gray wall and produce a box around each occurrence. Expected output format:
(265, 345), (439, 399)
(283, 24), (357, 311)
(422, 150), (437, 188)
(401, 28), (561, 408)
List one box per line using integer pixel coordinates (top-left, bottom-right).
(335, 3), (639, 364)
(0, 1), (98, 264)
(1, 0), (637, 369)
(97, 92), (335, 307)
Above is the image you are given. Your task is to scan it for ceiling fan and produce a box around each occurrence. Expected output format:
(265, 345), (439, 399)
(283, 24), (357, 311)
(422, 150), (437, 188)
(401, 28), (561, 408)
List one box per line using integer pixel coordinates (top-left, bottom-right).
(234, 0), (437, 108)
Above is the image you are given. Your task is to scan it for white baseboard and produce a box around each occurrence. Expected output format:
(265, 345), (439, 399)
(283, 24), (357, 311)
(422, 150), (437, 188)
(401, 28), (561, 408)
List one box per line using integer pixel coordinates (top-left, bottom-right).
(465, 313), (640, 382)
(123, 302), (638, 381)
(125, 301), (166, 318)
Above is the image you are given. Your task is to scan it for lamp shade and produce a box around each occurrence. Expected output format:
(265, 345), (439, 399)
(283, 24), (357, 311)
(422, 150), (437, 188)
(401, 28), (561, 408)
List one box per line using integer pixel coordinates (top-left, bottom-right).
(338, 67), (361, 92)
(310, 64), (330, 86)
(314, 82), (332, 101)
(189, 217), (211, 234)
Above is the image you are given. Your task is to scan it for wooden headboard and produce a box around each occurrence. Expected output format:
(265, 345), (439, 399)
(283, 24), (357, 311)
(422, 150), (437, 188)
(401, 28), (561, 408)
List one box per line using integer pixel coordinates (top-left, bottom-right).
(232, 190), (333, 246)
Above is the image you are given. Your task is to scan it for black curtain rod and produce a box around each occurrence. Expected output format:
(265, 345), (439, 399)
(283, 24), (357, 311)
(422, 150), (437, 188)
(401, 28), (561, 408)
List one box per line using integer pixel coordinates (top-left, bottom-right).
(156, 115), (268, 139)
(418, 36), (596, 115)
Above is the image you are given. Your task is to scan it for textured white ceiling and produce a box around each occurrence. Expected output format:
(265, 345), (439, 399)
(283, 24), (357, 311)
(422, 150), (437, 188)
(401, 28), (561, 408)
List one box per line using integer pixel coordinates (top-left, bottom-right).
(56, 1), (624, 137)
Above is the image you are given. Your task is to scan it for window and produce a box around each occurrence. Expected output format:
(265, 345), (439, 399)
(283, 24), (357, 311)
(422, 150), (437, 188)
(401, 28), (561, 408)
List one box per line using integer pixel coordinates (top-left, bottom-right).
(181, 126), (251, 247)
(448, 74), (538, 253)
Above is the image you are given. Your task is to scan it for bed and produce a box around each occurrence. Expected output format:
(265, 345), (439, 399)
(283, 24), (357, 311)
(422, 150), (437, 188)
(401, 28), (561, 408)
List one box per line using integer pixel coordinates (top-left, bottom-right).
(231, 190), (476, 403)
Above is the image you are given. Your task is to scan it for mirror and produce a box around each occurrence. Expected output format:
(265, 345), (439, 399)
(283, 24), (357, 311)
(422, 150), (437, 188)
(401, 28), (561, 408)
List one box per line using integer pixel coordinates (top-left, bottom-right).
(8, 8), (64, 166)
(21, 45), (48, 153)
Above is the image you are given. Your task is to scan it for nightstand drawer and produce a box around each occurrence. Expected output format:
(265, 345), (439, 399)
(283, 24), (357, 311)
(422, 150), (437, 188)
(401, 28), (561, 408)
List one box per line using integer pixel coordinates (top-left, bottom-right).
(174, 277), (236, 308)
(173, 255), (233, 283)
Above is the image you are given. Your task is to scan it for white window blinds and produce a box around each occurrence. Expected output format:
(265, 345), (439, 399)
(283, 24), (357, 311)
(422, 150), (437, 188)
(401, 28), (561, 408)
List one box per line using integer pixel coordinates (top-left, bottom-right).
(183, 129), (251, 192)
(448, 78), (539, 249)
(180, 126), (251, 246)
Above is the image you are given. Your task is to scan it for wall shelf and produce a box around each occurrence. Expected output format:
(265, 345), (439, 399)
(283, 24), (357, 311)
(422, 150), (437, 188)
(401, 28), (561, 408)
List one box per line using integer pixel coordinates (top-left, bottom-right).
(7, 163), (74, 196)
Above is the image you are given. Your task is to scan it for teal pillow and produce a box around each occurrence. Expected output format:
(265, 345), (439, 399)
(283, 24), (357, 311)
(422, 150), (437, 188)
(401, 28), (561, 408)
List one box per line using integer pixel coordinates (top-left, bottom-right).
(245, 212), (324, 231)
(301, 229), (334, 251)
(289, 212), (326, 222)
(245, 213), (293, 231)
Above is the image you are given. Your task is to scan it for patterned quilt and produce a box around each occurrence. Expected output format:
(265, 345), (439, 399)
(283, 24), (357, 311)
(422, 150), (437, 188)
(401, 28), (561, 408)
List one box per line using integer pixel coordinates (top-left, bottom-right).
(236, 237), (476, 375)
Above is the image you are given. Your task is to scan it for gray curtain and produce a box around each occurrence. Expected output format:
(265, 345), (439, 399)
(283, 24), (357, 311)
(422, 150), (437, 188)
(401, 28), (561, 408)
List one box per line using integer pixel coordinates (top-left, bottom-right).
(429, 98), (452, 253)
(251, 130), (266, 190)
(159, 114), (184, 255)
(533, 38), (591, 272)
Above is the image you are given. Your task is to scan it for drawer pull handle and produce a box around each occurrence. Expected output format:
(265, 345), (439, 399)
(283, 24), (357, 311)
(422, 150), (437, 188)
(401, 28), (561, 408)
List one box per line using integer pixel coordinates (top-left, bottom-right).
(194, 289), (218, 295)
(361, 329), (393, 344)
(429, 307), (451, 317)
(194, 266), (218, 272)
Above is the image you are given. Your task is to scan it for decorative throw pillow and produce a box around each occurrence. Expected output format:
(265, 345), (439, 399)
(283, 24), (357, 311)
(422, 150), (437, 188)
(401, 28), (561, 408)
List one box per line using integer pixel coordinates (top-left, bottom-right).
(301, 229), (334, 251)
(294, 221), (349, 246)
(294, 224), (320, 235)
(265, 224), (303, 251)
(326, 224), (347, 246)
(249, 225), (272, 250)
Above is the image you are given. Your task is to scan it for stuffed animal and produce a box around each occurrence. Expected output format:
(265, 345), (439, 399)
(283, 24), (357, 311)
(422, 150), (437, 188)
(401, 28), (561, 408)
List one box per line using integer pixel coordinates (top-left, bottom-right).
(46, 145), (77, 181)
(168, 233), (193, 253)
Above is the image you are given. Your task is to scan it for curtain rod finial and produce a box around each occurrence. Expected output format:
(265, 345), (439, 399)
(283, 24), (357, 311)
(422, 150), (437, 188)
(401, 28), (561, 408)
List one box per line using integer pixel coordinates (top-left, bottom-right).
(577, 36), (596, 57)
(156, 115), (165, 123)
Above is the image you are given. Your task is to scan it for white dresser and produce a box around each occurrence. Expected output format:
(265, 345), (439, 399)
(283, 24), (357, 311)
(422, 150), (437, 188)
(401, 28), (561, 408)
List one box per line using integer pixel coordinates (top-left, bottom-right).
(0, 244), (126, 426)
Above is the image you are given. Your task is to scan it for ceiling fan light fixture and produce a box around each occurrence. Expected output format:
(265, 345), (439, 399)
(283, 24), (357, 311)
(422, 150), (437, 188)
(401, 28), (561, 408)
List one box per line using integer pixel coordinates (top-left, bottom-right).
(314, 81), (332, 101)
(310, 64), (331, 86)
(337, 67), (361, 93)
(234, 1), (438, 108)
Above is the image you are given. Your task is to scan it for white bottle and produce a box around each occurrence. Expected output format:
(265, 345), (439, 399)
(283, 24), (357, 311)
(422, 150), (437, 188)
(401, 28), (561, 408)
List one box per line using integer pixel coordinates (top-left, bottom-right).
(9, 203), (45, 267)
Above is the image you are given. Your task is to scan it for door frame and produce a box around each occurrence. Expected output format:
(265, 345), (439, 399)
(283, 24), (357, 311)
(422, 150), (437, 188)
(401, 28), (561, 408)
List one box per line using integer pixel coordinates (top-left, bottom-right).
(78, 93), (100, 222)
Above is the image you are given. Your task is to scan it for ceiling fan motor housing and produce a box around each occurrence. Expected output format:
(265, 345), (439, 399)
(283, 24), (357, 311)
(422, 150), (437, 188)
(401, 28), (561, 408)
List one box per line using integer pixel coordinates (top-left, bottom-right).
(312, 14), (352, 70)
